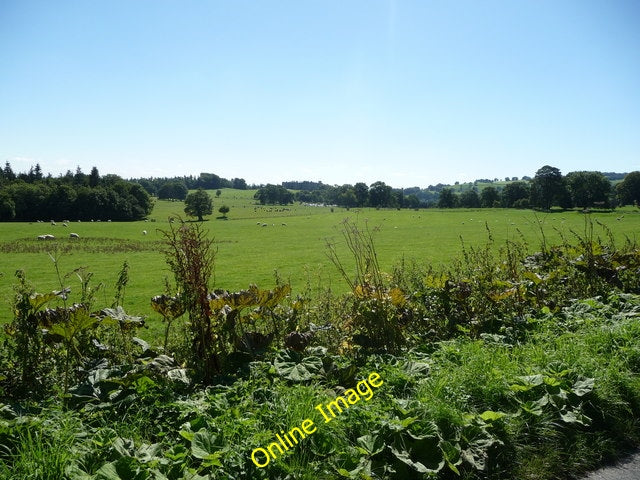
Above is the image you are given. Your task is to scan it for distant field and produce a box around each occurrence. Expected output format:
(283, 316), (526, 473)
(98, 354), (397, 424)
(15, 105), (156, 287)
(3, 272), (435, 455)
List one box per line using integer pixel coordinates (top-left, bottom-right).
(1, 188), (639, 340)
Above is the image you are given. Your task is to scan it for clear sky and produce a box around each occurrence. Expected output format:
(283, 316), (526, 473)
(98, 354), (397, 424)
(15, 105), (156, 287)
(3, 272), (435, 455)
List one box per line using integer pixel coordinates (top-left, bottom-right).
(1, 1), (638, 188)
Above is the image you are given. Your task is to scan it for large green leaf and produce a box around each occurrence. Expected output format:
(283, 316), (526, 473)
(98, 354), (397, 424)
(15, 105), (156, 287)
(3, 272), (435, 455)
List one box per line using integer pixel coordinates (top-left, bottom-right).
(191, 429), (223, 466)
(101, 306), (145, 331)
(509, 374), (544, 392)
(48, 308), (98, 340)
(356, 434), (385, 456)
(390, 442), (444, 474)
(28, 289), (69, 311)
(150, 294), (185, 320)
(571, 377), (595, 397)
(274, 349), (324, 381)
(95, 457), (148, 480)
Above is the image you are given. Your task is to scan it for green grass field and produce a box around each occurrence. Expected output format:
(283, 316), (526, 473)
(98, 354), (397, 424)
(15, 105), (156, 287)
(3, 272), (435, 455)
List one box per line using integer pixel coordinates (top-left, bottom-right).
(1, 188), (639, 337)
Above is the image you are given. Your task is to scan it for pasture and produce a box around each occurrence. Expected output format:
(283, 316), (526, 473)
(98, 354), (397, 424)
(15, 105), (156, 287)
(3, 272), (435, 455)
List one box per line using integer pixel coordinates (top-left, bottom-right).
(1, 188), (639, 339)
(3, 189), (640, 480)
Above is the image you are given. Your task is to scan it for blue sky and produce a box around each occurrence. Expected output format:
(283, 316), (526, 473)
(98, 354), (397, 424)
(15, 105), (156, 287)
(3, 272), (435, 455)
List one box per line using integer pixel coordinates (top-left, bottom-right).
(1, 1), (638, 188)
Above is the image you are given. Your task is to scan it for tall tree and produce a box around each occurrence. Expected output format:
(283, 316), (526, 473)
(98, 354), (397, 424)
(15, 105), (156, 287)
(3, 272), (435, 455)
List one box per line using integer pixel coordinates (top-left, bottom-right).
(565, 171), (612, 208)
(368, 181), (392, 208)
(3, 162), (16, 181)
(501, 181), (530, 207)
(197, 173), (222, 189)
(438, 188), (458, 208)
(254, 184), (293, 205)
(232, 178), (247, 189)
(158, 181), (188, 200)
(459, 189), (480, 208)
(353, 182), (369, 207)
(89, 166), (100, 187)
(616, 171), (640, 206)
(74, 166), (87, 186)
(184, 188), (213, 221)
(530, 165), (569, 210)
(480, 186), (500, 207)
(33, 163), (43, 181)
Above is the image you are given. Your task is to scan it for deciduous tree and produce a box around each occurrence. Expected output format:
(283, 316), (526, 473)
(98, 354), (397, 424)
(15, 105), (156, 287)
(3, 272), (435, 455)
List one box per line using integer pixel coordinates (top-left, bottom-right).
(616, 171), (640, 206)
(530, 165), (569, 210)
(184, 188), (213, 221)
(438, 188), (458, 208)
(480, 186), (500, 208)
(566, 171), (611, 208)
(501, 181), (530, 208)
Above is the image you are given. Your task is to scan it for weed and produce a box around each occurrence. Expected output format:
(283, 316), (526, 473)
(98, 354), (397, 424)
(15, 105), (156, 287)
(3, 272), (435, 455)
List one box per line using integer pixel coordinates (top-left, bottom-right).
(159, 217), (220, 383)
(326, 219), (408, 352)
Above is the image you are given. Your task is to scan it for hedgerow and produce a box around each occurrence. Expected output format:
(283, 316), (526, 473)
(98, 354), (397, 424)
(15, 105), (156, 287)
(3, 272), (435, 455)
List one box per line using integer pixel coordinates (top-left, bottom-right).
(1, 217), (640, 479)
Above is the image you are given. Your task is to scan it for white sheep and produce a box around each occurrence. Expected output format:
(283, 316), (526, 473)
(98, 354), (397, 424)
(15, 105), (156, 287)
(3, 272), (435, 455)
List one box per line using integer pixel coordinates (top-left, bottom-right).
(142, 230), (147, 235)
(69, 233), (79, 239)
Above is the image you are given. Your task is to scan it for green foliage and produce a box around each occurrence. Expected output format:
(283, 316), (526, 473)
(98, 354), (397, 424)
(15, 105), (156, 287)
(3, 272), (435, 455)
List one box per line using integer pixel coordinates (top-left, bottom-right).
(3, 202), (640, 479)
(159, 219), (219, 382)
(437, 187), (458, 208)
(616, 171), (640, 206)
(0, 173), (152, 222)
(327, 219), (408, 352)
(2, 262), (145, 400)
(254, 184), (294, 205)
(158, 181), (188, 201)
(566, 171), (612, 209)
(530, 165), (571, 210)
(184, 189), (213, 221)
(217, 205), (229, 218)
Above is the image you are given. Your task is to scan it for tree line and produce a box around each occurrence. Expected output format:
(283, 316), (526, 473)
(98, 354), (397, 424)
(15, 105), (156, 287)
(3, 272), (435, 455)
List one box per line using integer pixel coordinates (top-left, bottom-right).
(2, 162), (639, 221)
(131, 173), (248, 200)
(0, 163), (153, 221)
(268, 167), (640, 210)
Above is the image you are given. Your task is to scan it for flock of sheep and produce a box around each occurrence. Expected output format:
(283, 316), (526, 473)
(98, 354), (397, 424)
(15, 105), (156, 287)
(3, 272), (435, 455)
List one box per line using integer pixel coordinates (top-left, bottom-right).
(35, 219), (147, 240)
(36, 220), (79, 240)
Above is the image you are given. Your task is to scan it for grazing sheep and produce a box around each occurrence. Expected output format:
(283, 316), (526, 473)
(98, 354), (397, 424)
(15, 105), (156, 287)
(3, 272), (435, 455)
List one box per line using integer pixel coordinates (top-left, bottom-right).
(142, 230), (147, 235)
(69, 233), (79, 239)
(37, 235), (46, 240)
(62, 222), (68, 227)
(50, 221), (56, 226)
(37, 234), (55, 240)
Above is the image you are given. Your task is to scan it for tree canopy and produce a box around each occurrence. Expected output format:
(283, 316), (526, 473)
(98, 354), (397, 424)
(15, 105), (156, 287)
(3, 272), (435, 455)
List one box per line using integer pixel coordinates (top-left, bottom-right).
(184, 189), (213, 221)
(616, 171), (640, 206)
(0, 163), (152, 221)
(530, 165), (570, 210)
(565, 171), (611, 208)
(254, 184), (294, 205)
